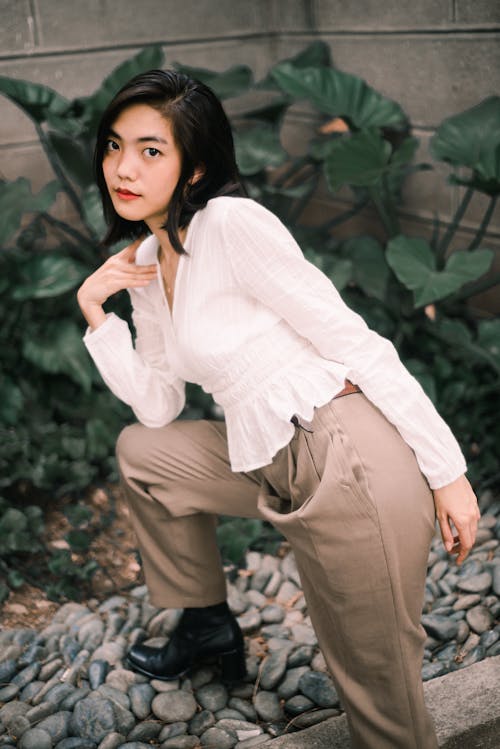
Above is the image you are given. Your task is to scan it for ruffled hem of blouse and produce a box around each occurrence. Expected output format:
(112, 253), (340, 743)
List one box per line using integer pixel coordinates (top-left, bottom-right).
(223, 355), (350, 473)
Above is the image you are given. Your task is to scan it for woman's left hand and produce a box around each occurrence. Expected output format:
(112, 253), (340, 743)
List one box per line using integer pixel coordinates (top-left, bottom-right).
(433, 474), (480, 565)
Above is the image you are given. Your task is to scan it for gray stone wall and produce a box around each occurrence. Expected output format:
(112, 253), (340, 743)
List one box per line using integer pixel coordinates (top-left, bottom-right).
(1, 0), (499, 302)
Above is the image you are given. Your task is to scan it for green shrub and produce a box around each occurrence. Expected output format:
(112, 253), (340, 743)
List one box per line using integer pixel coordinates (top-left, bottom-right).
(0, 42), (498, 577)
(0, 493), (106, 602)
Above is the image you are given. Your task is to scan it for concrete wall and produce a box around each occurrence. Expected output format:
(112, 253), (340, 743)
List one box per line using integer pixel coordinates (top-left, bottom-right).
(1, 0), (499, 305)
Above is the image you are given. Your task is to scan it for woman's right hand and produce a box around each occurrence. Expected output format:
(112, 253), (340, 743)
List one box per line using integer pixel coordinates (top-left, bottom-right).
(77, 239), (157, 329)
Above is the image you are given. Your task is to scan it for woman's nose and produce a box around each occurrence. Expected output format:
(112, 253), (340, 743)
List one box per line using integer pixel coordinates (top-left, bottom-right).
(116, 151), (138, 181)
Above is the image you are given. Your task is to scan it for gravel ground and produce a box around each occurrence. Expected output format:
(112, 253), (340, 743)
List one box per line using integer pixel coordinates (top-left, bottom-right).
(0, 491), (498, 749)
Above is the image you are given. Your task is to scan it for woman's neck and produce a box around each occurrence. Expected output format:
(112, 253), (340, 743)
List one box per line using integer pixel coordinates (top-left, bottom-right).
(147, 221), (186, 259)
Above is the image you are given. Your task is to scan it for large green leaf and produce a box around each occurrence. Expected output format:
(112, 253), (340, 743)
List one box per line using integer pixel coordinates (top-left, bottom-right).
(324, 130), (392, 192)
(234, 124), (288, 175)
(22, 320), (93, 391)
(241, 99), (290, 128)
(0, 76), (70, 123)
(45, 111), (87, 138)
(12, 254), (88, 300)
(386, 235), (494, 306)
(390, 136), (420, 168)
(173, 63), (253, 100)
(46, 132), (94, 188)
(326, 258), (353, 291)
(258, 41), (332, 91)
(81, 184), (107, 237)
(435, 318), (500, 375)
(270, 63), (407, 129)
(430, 97), (500, 195)
(385, 136), (428, 201)
(0, 179), (60, 245)
(342, 236), (389, 301)
(323, 132), (421, 194)
(287, 40), (332, 69)
(16, 215), (46, 251)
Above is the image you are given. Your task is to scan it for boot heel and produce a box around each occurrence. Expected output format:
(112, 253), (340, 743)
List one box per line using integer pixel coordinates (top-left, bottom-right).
(219, 648), (247, 682)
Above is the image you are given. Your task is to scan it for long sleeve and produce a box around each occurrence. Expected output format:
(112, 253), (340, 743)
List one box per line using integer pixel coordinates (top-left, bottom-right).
(83, 300), (186, 428)
(222, 198), (467, 489)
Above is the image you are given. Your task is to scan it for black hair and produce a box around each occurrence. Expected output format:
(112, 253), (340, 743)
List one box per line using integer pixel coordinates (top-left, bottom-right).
(94, 68), (244, 252)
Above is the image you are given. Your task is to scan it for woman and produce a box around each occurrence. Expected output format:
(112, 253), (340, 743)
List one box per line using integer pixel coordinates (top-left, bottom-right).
(77, 69), (479, 749)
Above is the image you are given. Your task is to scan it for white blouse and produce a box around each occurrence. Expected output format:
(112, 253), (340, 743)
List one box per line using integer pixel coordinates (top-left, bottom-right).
(83, 196), (467, 489)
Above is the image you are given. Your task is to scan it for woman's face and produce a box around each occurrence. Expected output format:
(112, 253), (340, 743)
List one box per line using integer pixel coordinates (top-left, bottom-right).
(102, 103), (183, 232)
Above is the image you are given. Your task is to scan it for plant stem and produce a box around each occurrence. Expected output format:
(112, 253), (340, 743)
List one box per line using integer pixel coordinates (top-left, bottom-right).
(468, 194), (498, 250)
(430, 213), (440, 249)
(41, 212), (92, 248)
(449, 271), (500, 302)
(321, 198), (369, 231)
(436, 185), (474, 263)
(429, 325), (500, 376)
(36, 123), (85, 223)
(287, 174), (319, 224)
(273, 156), (310, 189)
(369, 185), (400, 237)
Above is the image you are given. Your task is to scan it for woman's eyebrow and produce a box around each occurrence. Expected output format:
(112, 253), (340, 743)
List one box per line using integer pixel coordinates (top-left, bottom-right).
(107, 128), (168, 145)
(136, 135), (168, 144)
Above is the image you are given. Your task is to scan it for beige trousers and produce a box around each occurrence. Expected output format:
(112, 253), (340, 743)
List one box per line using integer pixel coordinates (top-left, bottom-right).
(116, 392), (438, 749)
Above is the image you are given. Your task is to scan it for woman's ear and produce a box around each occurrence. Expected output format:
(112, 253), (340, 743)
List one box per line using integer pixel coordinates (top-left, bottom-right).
(190, 165), (205, 185)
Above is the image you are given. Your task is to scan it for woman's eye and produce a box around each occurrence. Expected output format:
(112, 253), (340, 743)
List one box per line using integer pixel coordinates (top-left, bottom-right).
(145, 147), (160, 157)
(105, 139), (119, 152)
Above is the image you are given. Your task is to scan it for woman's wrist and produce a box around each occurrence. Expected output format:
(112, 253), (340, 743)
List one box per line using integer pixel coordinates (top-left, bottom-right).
(77, 290), (107, 330)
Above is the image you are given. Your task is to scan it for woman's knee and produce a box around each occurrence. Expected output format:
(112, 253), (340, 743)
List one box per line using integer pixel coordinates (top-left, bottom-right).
(115, 421), (161, 473)
(115, 420), (180, 474)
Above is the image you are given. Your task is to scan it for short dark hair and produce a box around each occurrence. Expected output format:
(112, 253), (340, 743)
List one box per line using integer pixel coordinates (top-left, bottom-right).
(94, 68), (244, 252)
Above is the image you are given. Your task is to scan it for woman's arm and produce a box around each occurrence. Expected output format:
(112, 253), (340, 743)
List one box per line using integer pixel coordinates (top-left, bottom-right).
(221, 198), (479, 561)
(78, 239), (186, 427)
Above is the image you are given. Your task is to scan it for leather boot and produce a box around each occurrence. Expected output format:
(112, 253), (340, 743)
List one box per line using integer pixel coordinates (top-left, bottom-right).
(126, 601), (247, 681)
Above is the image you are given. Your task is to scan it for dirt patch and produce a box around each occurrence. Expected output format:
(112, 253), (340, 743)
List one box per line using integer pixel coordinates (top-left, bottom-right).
(0, 485), (143, 631)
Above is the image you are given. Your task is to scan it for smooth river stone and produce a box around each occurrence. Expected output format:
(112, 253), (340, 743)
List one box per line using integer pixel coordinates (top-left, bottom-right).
(277, 667), (310, 699)
(298, 671), (339, 708)
(466, 605), (493, 634)
(254, 691), (284, 722)
(35, 711), (71, 743)
(129, 682), (156, 719)
(200, 727), (236, 748)
(456, 572), (492, 595)
(421, 614), (459, 641)
(259, 649), (289, 690)
(18, 728), (53, 749)
(152, 690), (197, 722)
(196, 683), (229, 712)
(188, 708), (216, 735)
(70, 697), (117, 742)
(492, 564), (500, 596)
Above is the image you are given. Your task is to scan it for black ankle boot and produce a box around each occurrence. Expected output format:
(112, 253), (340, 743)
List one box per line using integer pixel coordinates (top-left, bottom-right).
(127, 601), (247, 682)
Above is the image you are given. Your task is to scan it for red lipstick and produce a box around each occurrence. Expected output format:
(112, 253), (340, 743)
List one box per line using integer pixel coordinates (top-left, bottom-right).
(116, 188), (141, 201)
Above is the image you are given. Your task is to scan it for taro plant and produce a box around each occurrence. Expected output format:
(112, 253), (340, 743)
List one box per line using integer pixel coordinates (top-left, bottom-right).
(0, 41), (498, 579)
(226, 42), (500, 491)
(0, 46), (166, 501)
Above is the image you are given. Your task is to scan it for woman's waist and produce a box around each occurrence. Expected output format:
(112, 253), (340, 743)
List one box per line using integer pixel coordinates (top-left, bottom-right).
(206, 346), (348, 410)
